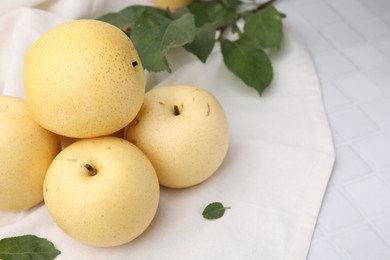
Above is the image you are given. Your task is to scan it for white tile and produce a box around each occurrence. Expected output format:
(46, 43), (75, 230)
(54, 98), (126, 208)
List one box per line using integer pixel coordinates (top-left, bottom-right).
(331, 145), (371, 183)
(320, 22), (364, 47)
(382, 170), (390, 184)
(274, 0), (294, 12)
(365, 64), (390, 94)
(331, 224), (390, 260)
(352, 133), (390, 170)
(296, 2), (341, 28)
(358, 0), (390, 13)
(344, 43), (388, 69)
(289, 0), (322, 7)
(303, 31), (334, 54)
(284, 13), (315, 35)
(312, 225), (325, 240)
(307, 240), (342, 260)
(313, 51), (356, 79)
(350, 15), (390, 39)
(375, 36), (390, 58)
(373, 215), (390, 244)
(335, 72), (384, 102)
(318, 189), (363, 232)
(274, 2), (294, 22)
(360, 98), (390, 129)
(321, 82), (351, 111)
(330, 0), (372, 19)
(331, 127), (346, 146)
(382, 10), (390, 25)
(329, 108), (377, 140)
(344, 176), (390, 216)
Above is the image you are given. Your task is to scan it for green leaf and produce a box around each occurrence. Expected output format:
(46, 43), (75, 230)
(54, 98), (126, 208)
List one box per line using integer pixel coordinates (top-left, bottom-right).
(184, 23), (216, 62)
(97, 5), (169, 32)
(244, 5), (284, 49)
(220, 0), (242, 9)
(131, 11), (196, 72)
(202, 202), (230, 220)
(167, 6), (191, 19)
(187, 1), (237, 28)
(0, 235), (61, 260)
(221, 36), (273, 95)
(181, 0), (241, 63)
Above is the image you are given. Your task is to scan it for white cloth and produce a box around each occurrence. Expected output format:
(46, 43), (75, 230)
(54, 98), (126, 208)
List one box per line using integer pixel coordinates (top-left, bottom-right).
(0, 1), (335, 259)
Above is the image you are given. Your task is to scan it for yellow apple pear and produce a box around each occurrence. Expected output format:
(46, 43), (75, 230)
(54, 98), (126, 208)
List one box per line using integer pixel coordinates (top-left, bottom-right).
(153, 0), (194, 9)
(0, 96), (61, 211)
(124, 85), (230, 188)
(24, 19), (145, 138)
(60, 128), (124, 149)
(44, 137), (160, 247)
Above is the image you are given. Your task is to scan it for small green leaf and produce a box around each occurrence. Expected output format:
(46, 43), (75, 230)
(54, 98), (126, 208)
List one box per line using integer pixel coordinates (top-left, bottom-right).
(0, 235), (61, 260)
(97, 5), (169, 32)
(244, 5), (284, 49)
(131, 11), (196, 72)
(202, 202), (230, 220)
(221, 36), (273, 95)
(220, 0), (242, 9)
(184, 23), (216, 62)
(167, 6), (191, 19)
(188, 1), (237, 28)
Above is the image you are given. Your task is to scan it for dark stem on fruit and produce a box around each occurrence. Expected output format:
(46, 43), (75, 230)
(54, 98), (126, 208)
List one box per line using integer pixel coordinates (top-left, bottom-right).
(132, 61), (138, 67)
(173, 105), (180, 116)
(123, 26), (131, 32)
(84, 164), (97, 176)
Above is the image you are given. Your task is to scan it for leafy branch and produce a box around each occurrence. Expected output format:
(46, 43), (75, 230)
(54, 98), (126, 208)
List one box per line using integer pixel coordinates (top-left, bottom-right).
(97, 0), (285, 95)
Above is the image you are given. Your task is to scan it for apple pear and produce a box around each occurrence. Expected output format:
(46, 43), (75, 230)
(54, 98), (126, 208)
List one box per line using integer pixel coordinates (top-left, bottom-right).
(43, 137), (160, 247)
(153, 0), (194, 9)
(124, 85), (229, 188)
(60, 128), (124, 149)
(24, 19), (145, 138)
(0, 96), (61, 211)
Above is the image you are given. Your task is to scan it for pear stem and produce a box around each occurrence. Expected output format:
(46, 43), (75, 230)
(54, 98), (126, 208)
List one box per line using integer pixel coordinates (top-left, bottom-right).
(173, 105), (180, 116)
(84, 164), (97, 176)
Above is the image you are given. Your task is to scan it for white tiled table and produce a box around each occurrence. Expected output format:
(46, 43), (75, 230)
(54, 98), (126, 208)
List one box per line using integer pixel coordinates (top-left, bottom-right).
(276, 0), (390, 259)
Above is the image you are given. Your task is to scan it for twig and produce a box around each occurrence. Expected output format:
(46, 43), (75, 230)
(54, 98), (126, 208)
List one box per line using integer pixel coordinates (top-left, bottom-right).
(256, 0), (277, 11)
